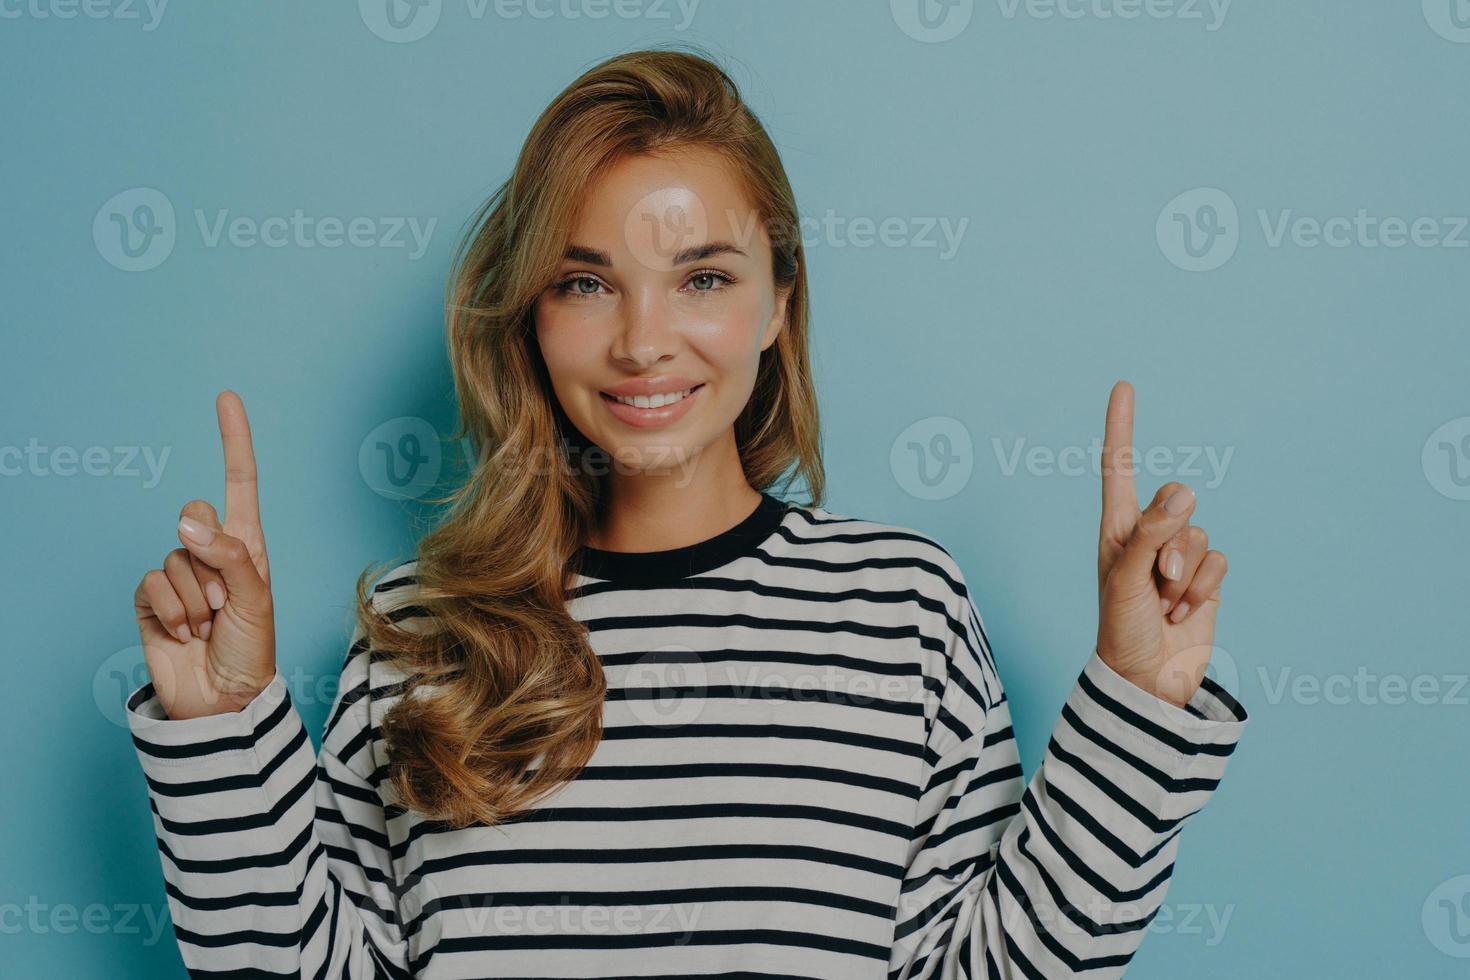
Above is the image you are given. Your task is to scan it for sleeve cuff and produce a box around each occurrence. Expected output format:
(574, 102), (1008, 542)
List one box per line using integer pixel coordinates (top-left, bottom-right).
(125, 670), (297, 771)
(1084, 650), (1249, 734)
(124, 668), (320, 862)
(1065, 650), (1248, 799)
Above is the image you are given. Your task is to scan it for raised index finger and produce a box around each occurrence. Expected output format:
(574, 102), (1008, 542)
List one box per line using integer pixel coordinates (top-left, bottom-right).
(1101, 379), (1138, 525)
(216, 389), (260, 532)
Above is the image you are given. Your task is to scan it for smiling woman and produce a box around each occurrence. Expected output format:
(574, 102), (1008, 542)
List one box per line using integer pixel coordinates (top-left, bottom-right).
(124, 45), (1246, 979)
(534, 144), (796, 511)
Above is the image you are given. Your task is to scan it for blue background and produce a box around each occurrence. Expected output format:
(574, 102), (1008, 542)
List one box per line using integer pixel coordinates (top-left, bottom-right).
(4, 2), (1468, 976)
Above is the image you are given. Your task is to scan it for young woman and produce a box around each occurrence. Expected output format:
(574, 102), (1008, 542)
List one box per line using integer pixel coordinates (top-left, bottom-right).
(127, 48), (1246, 979)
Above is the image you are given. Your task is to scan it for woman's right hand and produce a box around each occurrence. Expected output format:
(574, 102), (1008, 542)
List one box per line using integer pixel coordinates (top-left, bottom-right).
(133, 390), (277, 720)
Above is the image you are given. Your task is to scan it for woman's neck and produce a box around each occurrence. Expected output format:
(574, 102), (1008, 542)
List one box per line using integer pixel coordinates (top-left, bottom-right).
(587, 478), (763, 555)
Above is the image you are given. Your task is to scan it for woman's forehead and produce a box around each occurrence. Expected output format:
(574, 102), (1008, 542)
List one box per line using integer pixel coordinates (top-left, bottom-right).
(567, 148), (766, 255)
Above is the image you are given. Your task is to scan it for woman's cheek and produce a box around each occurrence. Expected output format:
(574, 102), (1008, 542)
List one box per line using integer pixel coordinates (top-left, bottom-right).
(693, 322), (766, 419)
(684, 299), (768, 362)
(537, 310), (600, 381)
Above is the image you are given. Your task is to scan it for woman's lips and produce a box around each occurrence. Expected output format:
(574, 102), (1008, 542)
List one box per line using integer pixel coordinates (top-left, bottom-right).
(599, 383), (704, 429)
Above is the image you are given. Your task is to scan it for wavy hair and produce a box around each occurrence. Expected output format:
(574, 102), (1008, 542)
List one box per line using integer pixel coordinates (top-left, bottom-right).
(350, 45), (823, 829)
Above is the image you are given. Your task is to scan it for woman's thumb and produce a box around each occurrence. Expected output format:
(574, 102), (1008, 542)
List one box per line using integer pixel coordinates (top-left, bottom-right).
(176, 516), (270, 617)
(1111, 482), (1197, 593)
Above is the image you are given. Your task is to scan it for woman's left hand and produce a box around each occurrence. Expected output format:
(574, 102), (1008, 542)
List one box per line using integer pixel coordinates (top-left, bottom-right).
(1095, 380), (1229, 708)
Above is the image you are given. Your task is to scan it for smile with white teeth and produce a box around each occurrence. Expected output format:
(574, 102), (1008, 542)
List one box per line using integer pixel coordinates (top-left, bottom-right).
(605, 387), (697, 409)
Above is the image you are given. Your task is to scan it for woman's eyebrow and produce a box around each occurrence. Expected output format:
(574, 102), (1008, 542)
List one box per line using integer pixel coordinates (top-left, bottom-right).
(563, 241), (749, 267)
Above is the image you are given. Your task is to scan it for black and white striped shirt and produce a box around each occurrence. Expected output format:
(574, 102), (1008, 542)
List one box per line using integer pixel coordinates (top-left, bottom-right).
(126, 490), (1248, 978)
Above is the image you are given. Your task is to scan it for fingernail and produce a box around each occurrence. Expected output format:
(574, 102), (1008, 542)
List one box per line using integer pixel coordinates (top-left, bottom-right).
(175, 623), (192, 644)
(1160, 597), (1172, 615)
(1164, 486), (1194, 516)
(205, 581), (226, 610)
(1169, 600), (1191, 623)
(1165, 551), (1183, 581)
(179, 517), (215, 545)
(199, 620), (212, 641)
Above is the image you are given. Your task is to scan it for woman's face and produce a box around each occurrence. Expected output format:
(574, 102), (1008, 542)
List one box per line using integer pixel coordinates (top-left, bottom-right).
(533, 146), (790, 482)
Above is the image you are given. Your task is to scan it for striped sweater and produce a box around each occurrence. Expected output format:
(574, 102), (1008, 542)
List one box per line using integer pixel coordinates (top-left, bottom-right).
(126, 490), (1248, 978)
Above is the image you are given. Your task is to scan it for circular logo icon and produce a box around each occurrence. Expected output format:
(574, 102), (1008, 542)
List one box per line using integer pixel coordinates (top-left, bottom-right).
(890, 416), (973, 501)
(1156, 187), (1239, 272)
(1423, 0), (1470, 44)
(97, 643), (250, 732)
(1422, 417), (1470, 501)
(1136, 644), (1241, 728)
(94, 645), (153, 729)
(94, 188), (176, 272)
(394, 867), (444, 936)
(891, 0), (974, 43)
(622, 185), (711, 274)
(359, 0), (441, 42)
(359, 416), (443, 500)
(1422, 874), (1470, 957)
(622, 647), (708, 729)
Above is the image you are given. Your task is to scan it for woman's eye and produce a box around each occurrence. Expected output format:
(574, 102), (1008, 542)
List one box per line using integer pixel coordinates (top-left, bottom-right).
(555, 275), (604, 298)
(553, 270), (734, 299)
(687, 270), (735, 293)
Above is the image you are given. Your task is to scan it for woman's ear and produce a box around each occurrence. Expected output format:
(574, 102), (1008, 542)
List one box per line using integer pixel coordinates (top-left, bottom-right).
(761, 284), (792, 352)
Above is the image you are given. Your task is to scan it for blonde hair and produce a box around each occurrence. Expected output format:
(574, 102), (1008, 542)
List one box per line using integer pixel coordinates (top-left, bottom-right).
(353, 45), (824, 828)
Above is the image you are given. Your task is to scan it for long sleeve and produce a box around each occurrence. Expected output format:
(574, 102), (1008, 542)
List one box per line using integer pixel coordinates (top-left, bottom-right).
(125, 614), (412, 977)
(889, 588), (1249, 979)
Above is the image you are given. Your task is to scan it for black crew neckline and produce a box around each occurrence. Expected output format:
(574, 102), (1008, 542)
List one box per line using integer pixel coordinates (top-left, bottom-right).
(574, 491), (790, 587)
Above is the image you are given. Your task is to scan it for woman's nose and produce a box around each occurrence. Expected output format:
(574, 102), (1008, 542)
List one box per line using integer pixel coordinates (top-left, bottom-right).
(611, 290), (679, 367)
